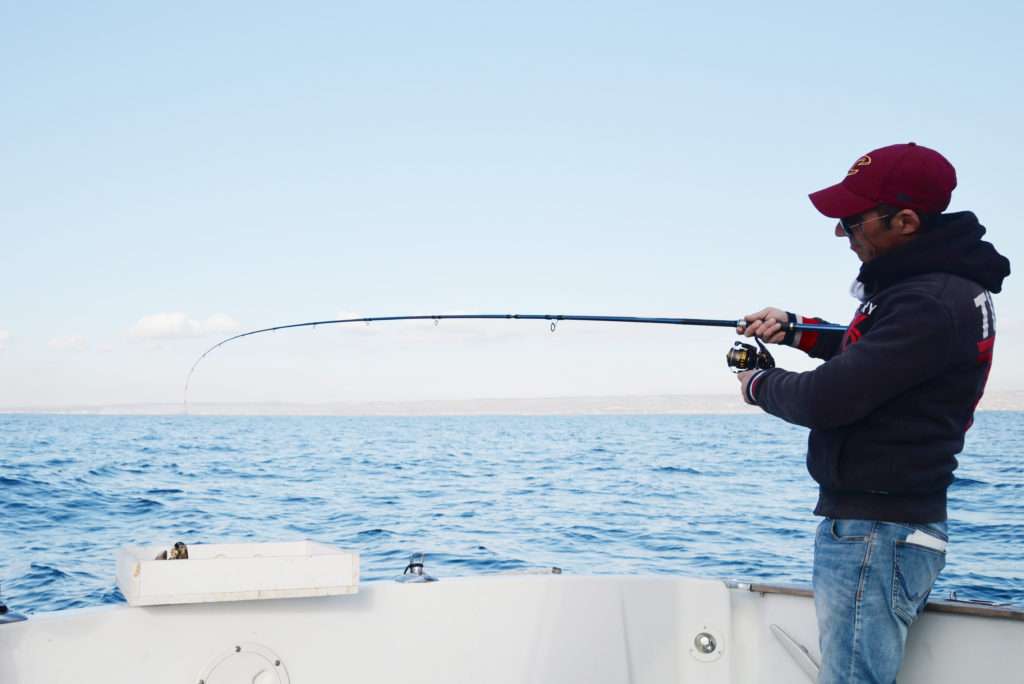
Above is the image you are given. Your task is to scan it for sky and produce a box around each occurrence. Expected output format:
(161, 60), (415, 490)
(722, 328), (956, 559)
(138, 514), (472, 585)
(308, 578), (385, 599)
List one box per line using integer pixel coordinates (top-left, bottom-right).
(1, 1), (1021, 408)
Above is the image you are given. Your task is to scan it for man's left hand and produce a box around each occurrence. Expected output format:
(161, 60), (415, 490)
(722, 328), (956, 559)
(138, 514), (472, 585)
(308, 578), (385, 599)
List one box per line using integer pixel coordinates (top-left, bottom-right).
(736, 370), (757, 405)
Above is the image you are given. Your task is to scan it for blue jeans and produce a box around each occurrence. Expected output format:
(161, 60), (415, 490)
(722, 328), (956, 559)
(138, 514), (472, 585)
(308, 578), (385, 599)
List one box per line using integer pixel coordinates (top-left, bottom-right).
(813, 518), (947, 684)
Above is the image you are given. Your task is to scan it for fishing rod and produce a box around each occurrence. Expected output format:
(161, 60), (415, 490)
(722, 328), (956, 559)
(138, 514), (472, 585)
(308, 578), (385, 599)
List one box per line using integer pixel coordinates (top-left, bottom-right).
(183, 313), (846, 407)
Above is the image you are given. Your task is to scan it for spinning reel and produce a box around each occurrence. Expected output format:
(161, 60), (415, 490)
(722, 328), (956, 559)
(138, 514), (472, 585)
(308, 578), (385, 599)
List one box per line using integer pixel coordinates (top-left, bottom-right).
(725, 338), (776, 372)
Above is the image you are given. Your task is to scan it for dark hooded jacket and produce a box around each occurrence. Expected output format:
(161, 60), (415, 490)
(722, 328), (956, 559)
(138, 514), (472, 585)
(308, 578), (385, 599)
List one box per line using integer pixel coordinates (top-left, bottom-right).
(749, 212), (1010, 522)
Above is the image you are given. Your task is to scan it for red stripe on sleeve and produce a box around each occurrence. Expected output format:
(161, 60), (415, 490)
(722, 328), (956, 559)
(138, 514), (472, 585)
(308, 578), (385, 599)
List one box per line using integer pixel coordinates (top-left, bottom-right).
(797, 317), (822, 352)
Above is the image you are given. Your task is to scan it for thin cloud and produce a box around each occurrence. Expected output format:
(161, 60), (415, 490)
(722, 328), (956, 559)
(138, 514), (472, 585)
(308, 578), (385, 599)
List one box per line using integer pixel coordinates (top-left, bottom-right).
(48, 335), (88, 352)
(130, 312), (240, 340)
(203, 313), (239, 334)
(0, 329), (9, 351)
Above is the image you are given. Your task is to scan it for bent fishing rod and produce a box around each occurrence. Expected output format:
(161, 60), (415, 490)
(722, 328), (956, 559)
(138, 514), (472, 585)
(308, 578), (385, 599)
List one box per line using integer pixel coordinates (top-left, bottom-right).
(184, 313), (846, 406)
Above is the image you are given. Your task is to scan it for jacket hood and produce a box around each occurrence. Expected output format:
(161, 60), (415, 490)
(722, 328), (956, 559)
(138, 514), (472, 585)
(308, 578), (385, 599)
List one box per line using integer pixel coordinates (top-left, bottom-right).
(857, 211), (1011, 295)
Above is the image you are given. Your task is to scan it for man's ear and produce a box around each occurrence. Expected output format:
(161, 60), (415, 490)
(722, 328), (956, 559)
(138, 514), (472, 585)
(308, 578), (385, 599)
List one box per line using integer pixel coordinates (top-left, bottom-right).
(894, 209), (921, 237)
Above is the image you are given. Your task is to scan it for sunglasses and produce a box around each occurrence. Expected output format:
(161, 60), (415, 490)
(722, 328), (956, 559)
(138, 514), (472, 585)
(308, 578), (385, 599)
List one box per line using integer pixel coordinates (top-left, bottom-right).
(837, 213), (890, 237)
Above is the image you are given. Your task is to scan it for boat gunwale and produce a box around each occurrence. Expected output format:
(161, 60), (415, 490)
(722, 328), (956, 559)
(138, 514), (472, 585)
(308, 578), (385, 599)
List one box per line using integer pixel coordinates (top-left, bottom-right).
(747, 582), (1024, 622)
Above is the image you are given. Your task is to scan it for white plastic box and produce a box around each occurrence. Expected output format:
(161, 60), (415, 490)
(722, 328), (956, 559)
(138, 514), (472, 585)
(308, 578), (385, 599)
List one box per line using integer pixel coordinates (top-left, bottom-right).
(116, 540), (359, 606)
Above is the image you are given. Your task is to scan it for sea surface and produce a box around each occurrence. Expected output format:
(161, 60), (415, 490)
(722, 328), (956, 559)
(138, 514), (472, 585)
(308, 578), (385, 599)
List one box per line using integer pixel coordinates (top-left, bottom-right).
(1, 413), (1021, 615)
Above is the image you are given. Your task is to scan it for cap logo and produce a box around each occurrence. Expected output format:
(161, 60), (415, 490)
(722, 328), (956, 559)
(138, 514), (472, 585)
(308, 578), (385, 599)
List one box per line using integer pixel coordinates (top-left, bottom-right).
(847, 154), (872, 176)
(847, 155), (872, 177)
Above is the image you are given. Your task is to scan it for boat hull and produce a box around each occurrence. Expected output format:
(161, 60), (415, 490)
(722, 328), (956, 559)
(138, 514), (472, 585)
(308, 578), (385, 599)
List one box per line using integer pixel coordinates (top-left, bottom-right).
(1, 575), (1020, 683)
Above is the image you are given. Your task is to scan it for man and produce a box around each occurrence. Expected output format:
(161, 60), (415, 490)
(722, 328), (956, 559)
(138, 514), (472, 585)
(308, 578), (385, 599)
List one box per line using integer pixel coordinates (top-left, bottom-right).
(736, 142), (1010, 683)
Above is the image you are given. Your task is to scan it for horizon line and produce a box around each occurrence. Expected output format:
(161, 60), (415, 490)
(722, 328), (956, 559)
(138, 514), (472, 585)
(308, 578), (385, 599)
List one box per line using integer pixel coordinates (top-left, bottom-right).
(2, 390), (1021, 417)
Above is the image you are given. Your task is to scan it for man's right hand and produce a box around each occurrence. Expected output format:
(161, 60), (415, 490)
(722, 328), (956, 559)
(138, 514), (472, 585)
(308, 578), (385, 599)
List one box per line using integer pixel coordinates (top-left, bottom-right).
(738, 307), (788, 344)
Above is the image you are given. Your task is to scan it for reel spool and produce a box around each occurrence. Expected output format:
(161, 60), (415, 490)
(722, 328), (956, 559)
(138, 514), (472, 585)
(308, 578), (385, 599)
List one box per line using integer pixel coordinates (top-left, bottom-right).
(726, 338), (776, 372)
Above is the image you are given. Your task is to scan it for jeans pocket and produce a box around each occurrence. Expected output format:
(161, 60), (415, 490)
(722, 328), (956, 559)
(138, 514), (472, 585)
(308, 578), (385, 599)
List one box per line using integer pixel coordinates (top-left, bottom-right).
(891, 539), (946, 625)
(828, 518), (870, 542)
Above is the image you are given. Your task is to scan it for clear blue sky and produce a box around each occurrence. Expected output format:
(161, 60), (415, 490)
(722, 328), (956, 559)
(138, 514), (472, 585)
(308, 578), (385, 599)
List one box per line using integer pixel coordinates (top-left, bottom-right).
(2, 1), (1020, 406)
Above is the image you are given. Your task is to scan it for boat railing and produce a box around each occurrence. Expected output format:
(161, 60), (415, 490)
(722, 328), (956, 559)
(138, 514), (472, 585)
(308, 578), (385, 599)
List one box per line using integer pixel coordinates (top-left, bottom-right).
(742, 581), (1024, 622)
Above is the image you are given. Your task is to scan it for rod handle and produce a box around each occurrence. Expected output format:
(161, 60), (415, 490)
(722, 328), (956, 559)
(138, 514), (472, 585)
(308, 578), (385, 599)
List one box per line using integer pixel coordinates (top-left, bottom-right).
(734, 317), (792, 332)
(736, 317), (845, 334)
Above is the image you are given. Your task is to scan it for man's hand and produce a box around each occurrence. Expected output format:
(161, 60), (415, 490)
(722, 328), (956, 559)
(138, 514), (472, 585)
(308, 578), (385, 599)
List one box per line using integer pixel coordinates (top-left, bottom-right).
(736, 370), (758, 405)
(738, 307), (788, 344)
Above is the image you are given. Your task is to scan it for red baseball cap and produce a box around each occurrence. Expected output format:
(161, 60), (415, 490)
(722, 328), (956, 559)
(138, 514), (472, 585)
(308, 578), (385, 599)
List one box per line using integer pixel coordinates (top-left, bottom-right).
(809, 142), (957, 218)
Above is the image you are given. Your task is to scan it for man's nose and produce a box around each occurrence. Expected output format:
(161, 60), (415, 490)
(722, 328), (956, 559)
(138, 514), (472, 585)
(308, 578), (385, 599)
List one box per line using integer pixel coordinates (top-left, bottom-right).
(834, 222), (846, 238)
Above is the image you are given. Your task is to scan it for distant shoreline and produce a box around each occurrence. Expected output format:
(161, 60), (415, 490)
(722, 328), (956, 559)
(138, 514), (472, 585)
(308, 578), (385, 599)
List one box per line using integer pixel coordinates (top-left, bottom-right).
(3, 391), (1022, 417)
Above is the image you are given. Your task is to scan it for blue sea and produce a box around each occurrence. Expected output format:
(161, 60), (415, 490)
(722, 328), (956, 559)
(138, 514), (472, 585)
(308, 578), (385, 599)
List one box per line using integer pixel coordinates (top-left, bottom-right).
(1, 413), (1021, 615)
